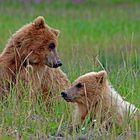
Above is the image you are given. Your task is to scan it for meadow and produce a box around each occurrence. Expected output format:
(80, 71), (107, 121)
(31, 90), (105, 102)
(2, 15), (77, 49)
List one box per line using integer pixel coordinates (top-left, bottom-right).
(0, 0), (140, 139)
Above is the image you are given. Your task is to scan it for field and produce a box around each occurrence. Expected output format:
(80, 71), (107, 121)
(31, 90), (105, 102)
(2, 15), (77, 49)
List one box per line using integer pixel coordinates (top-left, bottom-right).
(0, 0), (140, 139)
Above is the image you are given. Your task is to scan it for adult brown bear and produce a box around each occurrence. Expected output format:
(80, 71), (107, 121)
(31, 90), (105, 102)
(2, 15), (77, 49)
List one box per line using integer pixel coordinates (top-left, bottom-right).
(0, 16), (69, 104)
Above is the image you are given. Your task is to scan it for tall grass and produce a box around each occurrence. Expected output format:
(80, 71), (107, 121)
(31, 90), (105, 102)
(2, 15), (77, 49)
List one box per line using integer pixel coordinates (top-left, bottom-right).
(0, 0), (140, 139)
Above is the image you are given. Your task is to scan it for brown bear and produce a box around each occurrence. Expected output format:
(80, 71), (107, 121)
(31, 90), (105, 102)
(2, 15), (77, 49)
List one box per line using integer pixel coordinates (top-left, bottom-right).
(0, 16), (69, 103)
(61, 71), (139, 130)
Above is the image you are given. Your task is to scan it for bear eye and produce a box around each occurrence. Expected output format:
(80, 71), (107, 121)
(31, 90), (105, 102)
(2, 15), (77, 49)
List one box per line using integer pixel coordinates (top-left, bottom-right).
(48, 43), (55, 49)
(76, 83), (83, 88)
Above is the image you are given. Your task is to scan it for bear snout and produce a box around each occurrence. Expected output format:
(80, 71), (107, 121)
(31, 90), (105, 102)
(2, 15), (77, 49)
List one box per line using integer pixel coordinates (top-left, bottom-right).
(61, 91), (67, 98)
(56, 60), (62, 67)
(52, 60), (62, 68)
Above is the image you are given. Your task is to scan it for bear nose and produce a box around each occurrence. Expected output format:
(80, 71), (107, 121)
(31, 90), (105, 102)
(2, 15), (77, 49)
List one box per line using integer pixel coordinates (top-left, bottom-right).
(53, 61), (62, 68)
(57, 60), (62, 67)
(61, 92), (67, 98)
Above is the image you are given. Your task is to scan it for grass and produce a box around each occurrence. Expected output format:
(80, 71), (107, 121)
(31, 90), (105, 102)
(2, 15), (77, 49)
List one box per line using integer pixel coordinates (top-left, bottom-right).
(0, 0), (140, 139)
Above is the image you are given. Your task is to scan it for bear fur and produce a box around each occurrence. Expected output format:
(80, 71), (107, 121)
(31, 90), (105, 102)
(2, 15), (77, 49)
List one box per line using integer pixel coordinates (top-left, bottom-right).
(0, 16), (69, 102)
(61, 71), (139, 129)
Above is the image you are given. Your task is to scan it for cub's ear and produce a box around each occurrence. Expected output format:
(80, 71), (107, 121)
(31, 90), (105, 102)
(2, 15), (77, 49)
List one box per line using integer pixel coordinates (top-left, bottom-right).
(51, 28), (60, 37)
(96, 70), (107, 84)
(33, 16), (45, 29)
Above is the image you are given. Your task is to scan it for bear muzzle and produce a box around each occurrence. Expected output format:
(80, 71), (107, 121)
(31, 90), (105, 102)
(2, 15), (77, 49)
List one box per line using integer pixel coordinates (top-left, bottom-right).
(61, 91), (76, 102)
(52, 60), (62, 68)
(61, 91), (67, 98)
(46, 60), (62, 68)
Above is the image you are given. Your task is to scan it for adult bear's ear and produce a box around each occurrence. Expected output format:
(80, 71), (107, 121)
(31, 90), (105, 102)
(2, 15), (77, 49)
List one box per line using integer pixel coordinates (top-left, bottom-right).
(33, 16), (45, 29)
(96, 70), (107, 84)
(51, 28), (60, 37)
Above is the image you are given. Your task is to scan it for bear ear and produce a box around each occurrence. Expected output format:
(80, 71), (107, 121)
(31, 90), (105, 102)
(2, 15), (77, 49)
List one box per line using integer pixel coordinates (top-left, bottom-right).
(33, 16), (45, 29)
(96, 70), (107, 84)
(51, 28), (60, 37)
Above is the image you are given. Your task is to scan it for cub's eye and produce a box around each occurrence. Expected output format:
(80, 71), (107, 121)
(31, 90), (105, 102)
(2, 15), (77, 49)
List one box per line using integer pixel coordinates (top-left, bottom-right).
(48, 43), (55, 49)
(76, 83), (83, 88)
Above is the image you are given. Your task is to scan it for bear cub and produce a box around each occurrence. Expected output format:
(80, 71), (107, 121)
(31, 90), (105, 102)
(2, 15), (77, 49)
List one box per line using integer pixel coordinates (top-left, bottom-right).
(61, 71), (139, 129)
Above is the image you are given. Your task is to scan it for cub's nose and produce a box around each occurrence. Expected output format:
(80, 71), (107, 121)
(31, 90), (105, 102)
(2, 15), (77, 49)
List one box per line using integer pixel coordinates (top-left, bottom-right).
(57, 60), (62, 67)
(61, 91), (67, 98)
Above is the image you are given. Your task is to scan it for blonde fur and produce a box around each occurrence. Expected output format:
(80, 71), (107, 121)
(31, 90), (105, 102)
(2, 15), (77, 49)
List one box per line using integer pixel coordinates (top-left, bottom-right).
(62, 71), (139, 128)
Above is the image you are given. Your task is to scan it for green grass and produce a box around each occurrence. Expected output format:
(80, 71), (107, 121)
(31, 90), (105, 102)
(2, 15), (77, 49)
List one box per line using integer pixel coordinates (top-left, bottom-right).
(0, 0), (140, 139)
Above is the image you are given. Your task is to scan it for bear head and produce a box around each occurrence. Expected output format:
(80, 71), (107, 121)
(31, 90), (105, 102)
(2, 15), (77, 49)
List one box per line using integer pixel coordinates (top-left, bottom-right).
(61, 71), (107, 105)
(5, 16), (62, 68)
